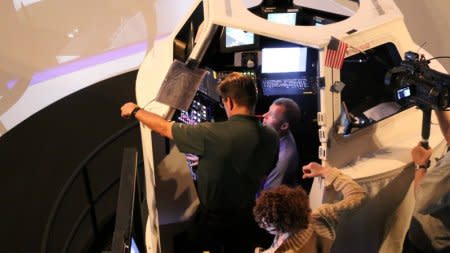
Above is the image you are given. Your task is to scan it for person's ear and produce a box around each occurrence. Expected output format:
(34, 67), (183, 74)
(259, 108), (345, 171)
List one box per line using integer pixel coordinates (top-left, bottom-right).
(280, 121), (289, 131)
(228, 98), (235, 111)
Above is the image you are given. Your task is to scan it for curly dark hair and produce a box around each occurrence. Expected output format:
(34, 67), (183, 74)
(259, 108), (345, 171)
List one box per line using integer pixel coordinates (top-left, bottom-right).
(253, 185), (311, 234)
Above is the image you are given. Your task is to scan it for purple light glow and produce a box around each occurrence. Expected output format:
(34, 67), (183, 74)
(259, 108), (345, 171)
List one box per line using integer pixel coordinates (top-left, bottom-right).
(6, 79), (18, 89)
(29, 41), (148, 86)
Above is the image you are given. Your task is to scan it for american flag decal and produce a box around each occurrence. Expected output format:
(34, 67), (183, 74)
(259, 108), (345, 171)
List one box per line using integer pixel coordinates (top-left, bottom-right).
(325, 36), (348, 69)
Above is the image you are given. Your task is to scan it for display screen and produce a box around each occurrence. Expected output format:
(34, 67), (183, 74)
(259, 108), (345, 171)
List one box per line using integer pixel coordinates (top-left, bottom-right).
(262, 47), (307, 73)
(313, 16), (334, 26)
(225, 27), (255, 48)
(396, 86), (412, 100)
(267, 13), (297, 26)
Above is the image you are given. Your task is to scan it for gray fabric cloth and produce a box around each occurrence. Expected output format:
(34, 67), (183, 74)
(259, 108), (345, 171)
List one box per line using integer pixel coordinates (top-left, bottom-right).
(172, 114), (279, 213)
(408, 151), (450, 253)
(263, 131), (299, 189)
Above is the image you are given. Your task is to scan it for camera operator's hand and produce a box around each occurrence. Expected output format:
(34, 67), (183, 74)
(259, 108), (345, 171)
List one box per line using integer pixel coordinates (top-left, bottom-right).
(411, 142), (432, 167)
(302, 162), (329, 179)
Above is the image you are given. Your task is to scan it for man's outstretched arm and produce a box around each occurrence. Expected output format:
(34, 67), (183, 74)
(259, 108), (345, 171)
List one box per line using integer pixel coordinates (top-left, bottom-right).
(121, 102), (174, 139)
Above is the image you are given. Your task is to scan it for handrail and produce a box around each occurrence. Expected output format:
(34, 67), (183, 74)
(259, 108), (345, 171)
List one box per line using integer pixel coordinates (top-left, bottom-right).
(62, 177), (120, 252)
(62, 159), (144, 253)
(40, 121), (140, 253)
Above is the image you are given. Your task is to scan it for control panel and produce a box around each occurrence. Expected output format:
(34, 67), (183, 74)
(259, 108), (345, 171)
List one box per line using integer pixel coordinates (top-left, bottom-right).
(177, 98), (209, 125)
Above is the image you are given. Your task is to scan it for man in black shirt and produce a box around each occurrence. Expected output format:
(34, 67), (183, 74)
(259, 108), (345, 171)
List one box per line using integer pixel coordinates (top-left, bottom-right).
(121, 72), (279, 252)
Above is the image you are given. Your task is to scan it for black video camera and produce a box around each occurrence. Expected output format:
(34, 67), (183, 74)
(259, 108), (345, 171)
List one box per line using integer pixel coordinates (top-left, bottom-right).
(385, 51), (450, 110)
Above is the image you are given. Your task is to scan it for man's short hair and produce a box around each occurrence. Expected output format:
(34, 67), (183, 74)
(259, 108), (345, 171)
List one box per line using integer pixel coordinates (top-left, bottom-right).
(216, 72), (257, 108)
(253, 185), (311, 233)
(273, 98), (301, 125)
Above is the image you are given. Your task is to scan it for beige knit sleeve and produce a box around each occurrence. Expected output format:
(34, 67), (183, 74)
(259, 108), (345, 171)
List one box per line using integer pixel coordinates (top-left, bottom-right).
(312, 167), (367, 239)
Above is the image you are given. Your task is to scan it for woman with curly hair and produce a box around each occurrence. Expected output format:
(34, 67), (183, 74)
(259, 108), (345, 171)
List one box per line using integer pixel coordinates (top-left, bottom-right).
(253, 162), (367, 253)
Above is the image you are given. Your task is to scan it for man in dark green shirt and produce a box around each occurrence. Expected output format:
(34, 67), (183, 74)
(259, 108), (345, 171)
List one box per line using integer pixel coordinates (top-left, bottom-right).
(121, 72), (279, 252)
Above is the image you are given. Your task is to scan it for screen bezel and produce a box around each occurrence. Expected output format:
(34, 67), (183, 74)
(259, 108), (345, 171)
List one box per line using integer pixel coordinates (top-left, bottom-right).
(258, 44), (317, 97)
(219, 26), (260, 53)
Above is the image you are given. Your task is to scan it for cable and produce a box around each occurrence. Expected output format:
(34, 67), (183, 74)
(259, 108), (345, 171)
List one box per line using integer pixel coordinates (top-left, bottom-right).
(141, 98), (156, 109)
(427, 56), (450, 61)
(417, 41), (427, 54)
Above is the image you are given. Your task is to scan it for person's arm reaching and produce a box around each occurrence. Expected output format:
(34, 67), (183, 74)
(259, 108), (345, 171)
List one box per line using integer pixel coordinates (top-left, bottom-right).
(411, 143), (433, 189)
(121, 102), (174, 139)
(411, 142), (450, 214)
(303, 162), (367, 234)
